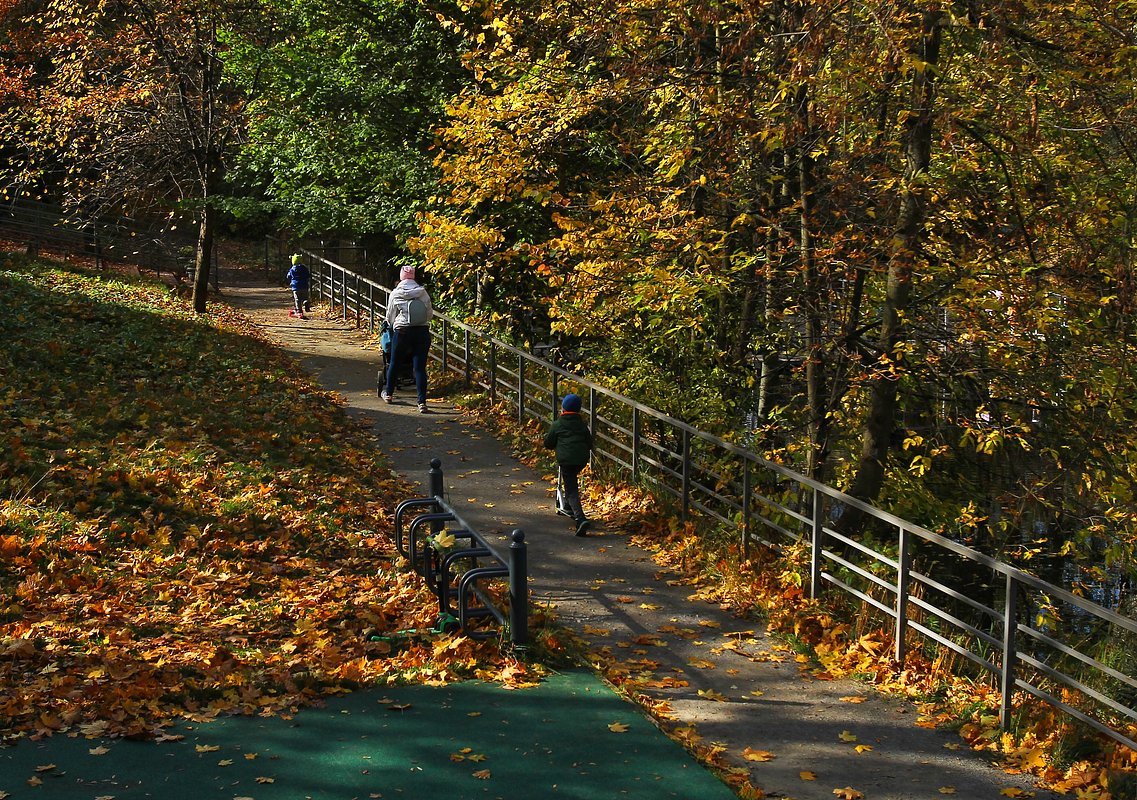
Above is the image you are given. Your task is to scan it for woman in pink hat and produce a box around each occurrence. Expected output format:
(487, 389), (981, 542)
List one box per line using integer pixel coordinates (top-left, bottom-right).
(382, 265), (433, 412)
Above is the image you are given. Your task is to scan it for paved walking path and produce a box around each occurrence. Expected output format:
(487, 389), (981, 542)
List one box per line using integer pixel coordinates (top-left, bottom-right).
(3, 275), (1058, 800)
(218, 280), (1061, 800)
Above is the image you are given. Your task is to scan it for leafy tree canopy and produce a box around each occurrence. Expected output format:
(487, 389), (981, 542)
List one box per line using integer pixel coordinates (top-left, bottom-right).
(229, 0), (469, 241)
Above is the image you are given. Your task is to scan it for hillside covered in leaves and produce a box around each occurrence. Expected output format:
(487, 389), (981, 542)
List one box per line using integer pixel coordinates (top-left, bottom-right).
(0, 255), (530, 742)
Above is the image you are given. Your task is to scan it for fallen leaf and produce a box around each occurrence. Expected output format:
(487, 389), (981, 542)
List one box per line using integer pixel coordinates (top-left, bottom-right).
(89, 746), (110, 755)
(855, 744), (873, 753)
(838, 730), (858, 742)
(940, 788), (957, 794)
(698, 689), (728, 701)
(256, 776), (275, 784)
(218, 759), (233, 766)
(800, 771), (817, 780)
(840, 696), (867, 703)
(833, 788), (864, 800)
(999, 790), (1035, 798)
(742, 748), (775, 762)
(472, 769), (491, 779)
(195, 745), (220, 753)
(608, 722), (630, 733)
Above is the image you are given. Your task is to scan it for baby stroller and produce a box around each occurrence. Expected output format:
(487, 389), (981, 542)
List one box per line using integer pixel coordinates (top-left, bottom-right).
(377, 320), (414, 396)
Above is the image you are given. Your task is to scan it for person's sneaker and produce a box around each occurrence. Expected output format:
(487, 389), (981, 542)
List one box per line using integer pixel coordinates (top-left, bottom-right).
(381, 391), (393, 404)
(418, 403), (428, 413)
(575, 519), (591, 537)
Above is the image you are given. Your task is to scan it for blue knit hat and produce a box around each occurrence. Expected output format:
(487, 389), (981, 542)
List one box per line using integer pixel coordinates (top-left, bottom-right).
(562, 393), (582, 412)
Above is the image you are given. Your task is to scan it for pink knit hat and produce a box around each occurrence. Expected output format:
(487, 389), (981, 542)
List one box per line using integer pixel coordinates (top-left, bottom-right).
(400, 265), (415, 281)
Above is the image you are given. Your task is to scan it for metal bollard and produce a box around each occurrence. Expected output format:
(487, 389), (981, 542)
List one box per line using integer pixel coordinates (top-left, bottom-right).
(429, 458), (444, 498)
(509, 529), (528, 646)
(429, 458), (444, 536)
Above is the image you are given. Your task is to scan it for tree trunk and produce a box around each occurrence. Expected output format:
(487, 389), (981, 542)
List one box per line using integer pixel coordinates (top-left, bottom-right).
(192, 202), (215, 313)
(796, 84), (829, 483)
(842, 8), (944, 524)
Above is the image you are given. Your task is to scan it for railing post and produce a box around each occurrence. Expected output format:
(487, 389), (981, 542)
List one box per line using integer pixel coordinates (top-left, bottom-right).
(680, 428), (691, 522)
(588, 387), (599, 464)
(342, 267), (348, 323)
(632, 407), (641, 482)
(551, 371), (559, 421)
(489, 342), (497, 403)
(518, 355), (525, 423)
(368, 283), (375, 333)
(741, 457), (751, 560)
(1001, 573), (1019, 730)
(442, 319), (449, 371)
(809, 488), (824, 599)
(895, 525), (910, 665)
(509, 529), (528, 646)
(464, 329), (472, 388)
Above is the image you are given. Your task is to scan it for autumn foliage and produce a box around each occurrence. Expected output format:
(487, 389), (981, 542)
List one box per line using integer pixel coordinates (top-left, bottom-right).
(0, 252), (532, 742)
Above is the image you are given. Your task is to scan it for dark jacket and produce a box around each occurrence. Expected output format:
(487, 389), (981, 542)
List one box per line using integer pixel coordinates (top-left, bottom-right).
(543, 411), (592, 467)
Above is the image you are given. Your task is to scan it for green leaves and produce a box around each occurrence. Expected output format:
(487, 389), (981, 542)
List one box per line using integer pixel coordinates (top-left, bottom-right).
(230, 0), (466, 239)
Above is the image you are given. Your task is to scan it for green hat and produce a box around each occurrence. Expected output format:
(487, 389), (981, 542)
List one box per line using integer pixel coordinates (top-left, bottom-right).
(291, 253), (302, 265)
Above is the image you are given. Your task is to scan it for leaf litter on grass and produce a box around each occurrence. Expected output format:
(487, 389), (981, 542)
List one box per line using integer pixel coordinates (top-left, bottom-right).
(0, 259), (531, 742)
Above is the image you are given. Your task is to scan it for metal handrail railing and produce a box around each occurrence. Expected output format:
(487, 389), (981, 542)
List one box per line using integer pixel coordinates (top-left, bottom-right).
(305, 253), (1137, 753)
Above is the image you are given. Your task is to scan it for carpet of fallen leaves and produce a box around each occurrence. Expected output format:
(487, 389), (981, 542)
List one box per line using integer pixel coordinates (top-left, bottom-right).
(0, 255), (533, 744)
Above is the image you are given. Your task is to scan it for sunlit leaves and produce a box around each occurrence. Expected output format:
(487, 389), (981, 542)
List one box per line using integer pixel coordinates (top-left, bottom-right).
(0, 0), (255, 298)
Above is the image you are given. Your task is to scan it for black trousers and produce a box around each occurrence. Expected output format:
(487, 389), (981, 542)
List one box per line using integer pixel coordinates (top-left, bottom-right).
(560, 463), (587, 522)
